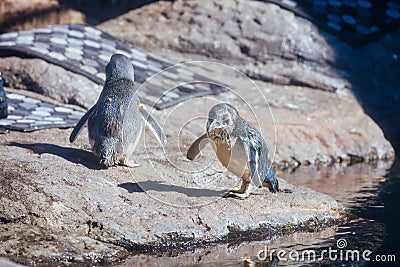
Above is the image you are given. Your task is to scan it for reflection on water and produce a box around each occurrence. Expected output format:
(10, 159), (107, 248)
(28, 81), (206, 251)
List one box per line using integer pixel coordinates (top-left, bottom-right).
(280, 161), (392, 208)
(117, 161), (398, 266)
(118, 218), (385, 267)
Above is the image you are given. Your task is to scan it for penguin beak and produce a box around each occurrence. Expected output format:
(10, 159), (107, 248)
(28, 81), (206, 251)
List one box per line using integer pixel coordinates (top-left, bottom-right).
(207, 119), (223, 132)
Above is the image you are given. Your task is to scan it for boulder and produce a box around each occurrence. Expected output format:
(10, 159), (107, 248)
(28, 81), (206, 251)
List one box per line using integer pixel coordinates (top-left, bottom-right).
(0, 57), (101, 109)
(99, 0), (396, 164)
(0, 0), (84, 33)
(0, 57), (394, 168)
(0, 124), (346, 264)
(99, 0), (352, 93)
(1, 0), (395, 165)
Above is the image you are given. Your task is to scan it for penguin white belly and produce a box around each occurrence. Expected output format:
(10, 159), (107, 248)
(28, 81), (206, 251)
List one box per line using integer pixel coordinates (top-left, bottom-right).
(124, 123), (142, 160)
(211, 139), (249, 179)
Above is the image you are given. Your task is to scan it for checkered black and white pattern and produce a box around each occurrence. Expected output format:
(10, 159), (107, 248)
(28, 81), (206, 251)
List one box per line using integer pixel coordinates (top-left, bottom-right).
(0, 93), (84, 132)
(264, 0), (400, 45)
(0, 24), (225, 110)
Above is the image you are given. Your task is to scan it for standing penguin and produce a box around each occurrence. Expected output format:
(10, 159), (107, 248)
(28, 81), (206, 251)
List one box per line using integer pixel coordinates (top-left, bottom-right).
(187, 103), (278, 199)
(0, 71), (8, 119)
(70, 54), (166, 168)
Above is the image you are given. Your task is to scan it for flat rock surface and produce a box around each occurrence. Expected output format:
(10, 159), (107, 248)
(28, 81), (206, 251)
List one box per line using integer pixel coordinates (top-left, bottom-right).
(0, 123), (346, 264)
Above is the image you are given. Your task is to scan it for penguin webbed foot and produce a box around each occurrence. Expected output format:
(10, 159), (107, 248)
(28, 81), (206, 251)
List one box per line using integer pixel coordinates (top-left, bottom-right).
(99, 158), (114, 169)
(225, 181), (251, 199)
(225, 190), (251, 200)
(119, 159), (140, 168)
(262, 181), (278, 193)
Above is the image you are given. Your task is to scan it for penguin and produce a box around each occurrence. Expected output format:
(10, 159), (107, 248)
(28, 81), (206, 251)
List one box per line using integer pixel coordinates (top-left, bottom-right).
(187, 103), (278, 199)
(70, 54), (166, 168)
(0, 71), (8, 119)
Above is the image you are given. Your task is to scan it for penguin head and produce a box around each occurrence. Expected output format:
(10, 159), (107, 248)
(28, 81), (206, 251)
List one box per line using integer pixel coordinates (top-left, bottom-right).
(207, 103), (239, 135)
(105, 54), (135, 82)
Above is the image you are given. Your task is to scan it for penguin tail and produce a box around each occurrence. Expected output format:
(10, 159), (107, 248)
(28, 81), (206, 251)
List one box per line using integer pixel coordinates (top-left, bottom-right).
(263, 167), (279, 193)
(98, 138), (118, 168)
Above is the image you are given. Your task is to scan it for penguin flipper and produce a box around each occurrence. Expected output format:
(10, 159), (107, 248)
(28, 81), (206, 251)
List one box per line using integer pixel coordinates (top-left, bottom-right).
(243, 140), (263, 188)
(69, 105), (96, 143)
(242, 128), (278, 192)
(139, 104), (167, 146)
(186, 133), (209, 160)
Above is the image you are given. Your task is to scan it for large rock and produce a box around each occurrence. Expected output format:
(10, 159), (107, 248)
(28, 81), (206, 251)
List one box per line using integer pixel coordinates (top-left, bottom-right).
(0, 0), (395, 166)
(99, 0), (396, 164)
(0, 0), (84, 33)
(0, 57), (393, 168)
(99, 0), (352, 92)
(0, 0), (59, 27)
(0, 57), (101, 109)
(0, 122), (346, 265)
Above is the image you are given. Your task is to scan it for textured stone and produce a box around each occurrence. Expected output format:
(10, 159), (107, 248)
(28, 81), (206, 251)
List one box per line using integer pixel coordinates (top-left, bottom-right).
(0, 127), (346, 265)
(0, 0), (84, 33)
(99, 0), (349, 93)
(99, 0), (396, 164)
(0, 57), (101, 109)
(0, 258), (26, 267)
(0, 0), (398, 265)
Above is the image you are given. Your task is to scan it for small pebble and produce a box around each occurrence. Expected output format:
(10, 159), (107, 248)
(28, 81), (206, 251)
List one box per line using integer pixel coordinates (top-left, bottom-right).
(314, 0), (328, 7)
(328, 0), (343, 7)
(327, 14), (342, 23)
(35, 107), (54, 112)
(342, 14), (356, 25)
(6, 93), (26, 100)
(387, 9), (400, 19)
(44, 117), (64, 121)
(54, 107), (74, 113)
(326, 21), (342, 31)
(16, 119), (36, 123)
(358, 0), (372, 8)
(32, 110), (51, 116)
(388, 1), (400, 10)
(356, 25), (370, 34)
(0, 120), (13, 125)
(8, 114), (24, 120)
(23, 97), (41, 104)
(344, 0), (357, 7)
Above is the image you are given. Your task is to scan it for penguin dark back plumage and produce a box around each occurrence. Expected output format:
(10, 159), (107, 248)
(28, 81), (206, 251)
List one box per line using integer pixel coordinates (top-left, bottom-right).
(0, 72), (8, 119)
(70, 54), (166, 168)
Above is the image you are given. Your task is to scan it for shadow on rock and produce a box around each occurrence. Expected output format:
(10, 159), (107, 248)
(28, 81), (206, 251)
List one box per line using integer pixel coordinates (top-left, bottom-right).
(59, 0), (159, 24)
(119, 181), (228, 197)
(8, 142), (101, 170)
